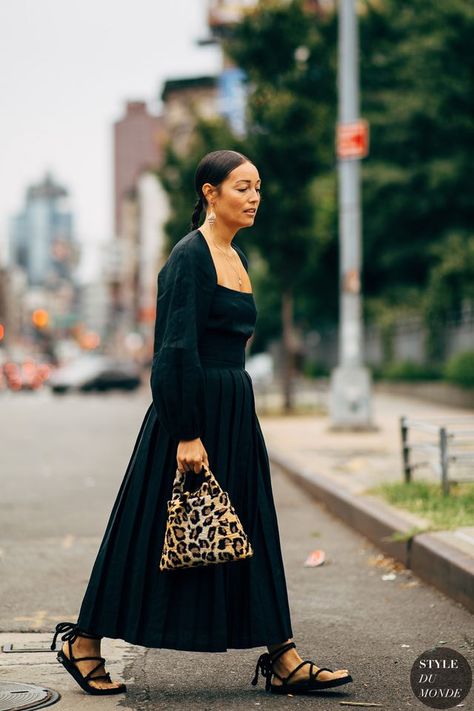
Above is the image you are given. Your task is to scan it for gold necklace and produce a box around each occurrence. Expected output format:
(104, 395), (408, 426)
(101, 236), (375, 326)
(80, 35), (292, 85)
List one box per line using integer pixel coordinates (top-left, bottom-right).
(211, 238), (243, 289)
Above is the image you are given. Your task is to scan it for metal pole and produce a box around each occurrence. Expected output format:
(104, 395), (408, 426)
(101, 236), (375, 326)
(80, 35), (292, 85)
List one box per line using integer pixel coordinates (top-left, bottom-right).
(440, 426), (449, 496)
(401, 416), (411, 483)
(329, 0), (374, 429)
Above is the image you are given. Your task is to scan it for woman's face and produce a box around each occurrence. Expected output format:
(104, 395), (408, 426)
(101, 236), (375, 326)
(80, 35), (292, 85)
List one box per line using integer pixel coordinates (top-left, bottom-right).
(204, 161), (261, 229)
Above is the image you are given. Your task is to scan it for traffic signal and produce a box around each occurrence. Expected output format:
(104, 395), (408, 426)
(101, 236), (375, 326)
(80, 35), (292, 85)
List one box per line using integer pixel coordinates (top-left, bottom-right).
(32, 309), (49, 328)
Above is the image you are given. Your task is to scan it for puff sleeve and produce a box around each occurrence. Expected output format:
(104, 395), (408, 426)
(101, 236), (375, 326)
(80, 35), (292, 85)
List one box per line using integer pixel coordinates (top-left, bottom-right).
(150, 244), (214, 442)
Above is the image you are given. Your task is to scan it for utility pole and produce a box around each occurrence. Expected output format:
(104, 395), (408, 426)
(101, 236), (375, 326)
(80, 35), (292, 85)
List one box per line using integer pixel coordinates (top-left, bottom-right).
(329, 0), (374, 430)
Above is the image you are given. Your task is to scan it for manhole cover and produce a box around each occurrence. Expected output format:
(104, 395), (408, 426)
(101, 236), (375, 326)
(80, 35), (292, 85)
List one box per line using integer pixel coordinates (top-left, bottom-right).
(0, 682), (60, 711)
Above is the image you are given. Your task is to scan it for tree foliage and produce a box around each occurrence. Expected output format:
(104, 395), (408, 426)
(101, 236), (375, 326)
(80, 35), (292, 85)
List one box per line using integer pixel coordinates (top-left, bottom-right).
(360, 0), (474, 300)
(224, 0), (338, 332)
(158, 0), (474, 364)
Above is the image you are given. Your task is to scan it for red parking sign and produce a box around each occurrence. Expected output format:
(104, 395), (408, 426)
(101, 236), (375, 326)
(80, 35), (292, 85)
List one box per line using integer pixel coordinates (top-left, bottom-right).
(336, 119), (369, 159)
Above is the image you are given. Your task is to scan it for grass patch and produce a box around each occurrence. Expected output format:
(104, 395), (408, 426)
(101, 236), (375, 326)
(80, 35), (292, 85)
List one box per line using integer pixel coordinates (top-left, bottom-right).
(366, 480), (474, 530)
(385, 525), (440, 542)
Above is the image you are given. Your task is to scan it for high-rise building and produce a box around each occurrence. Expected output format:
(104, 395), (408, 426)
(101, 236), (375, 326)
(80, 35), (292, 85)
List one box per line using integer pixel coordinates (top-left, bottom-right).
(113, 101), (165, 237)
(9, 172), (77, 287)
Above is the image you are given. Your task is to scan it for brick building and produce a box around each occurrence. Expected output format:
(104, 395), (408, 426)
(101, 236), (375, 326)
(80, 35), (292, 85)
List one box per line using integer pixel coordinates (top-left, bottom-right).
(113, 101), (166, 236)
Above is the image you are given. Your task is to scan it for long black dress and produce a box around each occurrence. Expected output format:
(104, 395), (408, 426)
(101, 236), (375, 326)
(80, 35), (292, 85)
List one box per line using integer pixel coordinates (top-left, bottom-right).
(76, 227), (294, 652)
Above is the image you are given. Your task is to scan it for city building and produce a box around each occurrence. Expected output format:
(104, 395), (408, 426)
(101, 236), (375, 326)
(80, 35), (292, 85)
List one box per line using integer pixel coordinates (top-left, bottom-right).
(78, 279), (110, 343)
(200, 1), (257, 136)
(0, 267), (9, 348)
(112, 170), (169, 358)
(160, 76), (219, 156)
(113, 101), (165, 236)
(207, 0), (258, 33)
(9, 172), (78, 288)
(136, 171), (169, 342)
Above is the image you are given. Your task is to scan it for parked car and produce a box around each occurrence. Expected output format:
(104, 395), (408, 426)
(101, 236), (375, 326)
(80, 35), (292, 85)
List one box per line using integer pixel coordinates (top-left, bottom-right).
(245, 352), (274, 388)
(49, 355), (142, 394)
(2, 356), (53, 391)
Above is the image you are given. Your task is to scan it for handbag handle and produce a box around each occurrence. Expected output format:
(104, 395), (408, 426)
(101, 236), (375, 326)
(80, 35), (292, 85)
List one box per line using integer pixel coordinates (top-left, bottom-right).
(171, 462), (220, 501)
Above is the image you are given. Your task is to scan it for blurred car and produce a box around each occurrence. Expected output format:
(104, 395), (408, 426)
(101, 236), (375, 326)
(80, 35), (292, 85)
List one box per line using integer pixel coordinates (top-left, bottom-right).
(2, 356), (53, 391)
(48, 354), (142, 394)
(245, 352), (274, 388)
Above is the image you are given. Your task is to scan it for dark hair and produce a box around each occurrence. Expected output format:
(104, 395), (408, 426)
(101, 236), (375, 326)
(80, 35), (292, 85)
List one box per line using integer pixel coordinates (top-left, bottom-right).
(191, 149), (253, 230)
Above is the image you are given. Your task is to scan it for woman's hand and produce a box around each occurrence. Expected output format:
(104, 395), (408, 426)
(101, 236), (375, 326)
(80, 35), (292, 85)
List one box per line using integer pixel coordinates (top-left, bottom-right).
(177, 438), (209, 474)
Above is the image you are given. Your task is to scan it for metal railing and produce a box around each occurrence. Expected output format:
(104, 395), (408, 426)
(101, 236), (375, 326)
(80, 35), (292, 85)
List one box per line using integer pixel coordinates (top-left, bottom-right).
(400, 416), (474, 495)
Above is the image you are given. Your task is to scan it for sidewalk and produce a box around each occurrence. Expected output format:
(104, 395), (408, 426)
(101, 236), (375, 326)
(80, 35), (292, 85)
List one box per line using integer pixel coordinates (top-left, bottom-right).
(258, 384), (474, 613)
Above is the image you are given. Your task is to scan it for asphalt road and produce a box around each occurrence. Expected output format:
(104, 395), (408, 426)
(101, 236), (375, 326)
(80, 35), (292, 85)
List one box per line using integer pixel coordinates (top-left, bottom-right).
(1, 387), (472, 710)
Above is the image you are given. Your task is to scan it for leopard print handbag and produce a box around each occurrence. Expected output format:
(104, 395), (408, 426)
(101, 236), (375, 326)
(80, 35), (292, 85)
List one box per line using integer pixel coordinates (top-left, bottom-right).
(159, 462), (254, 571)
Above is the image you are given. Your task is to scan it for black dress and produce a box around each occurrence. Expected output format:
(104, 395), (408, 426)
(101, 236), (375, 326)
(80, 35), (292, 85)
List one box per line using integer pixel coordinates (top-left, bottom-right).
(76, 228), (294, 652)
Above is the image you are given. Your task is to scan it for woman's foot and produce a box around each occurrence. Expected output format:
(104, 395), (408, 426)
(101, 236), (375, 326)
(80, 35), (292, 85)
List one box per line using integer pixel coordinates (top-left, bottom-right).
(62, 636), (123, 691)
(268, 643), (350, 686)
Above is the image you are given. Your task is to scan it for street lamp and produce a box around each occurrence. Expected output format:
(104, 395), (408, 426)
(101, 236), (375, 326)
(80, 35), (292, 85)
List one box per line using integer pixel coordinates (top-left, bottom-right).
(329, 0), (375, 430)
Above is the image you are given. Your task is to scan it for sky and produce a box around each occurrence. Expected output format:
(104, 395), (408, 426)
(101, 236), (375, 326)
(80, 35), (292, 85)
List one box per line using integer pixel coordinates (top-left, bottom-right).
(0, 0), (221, 280)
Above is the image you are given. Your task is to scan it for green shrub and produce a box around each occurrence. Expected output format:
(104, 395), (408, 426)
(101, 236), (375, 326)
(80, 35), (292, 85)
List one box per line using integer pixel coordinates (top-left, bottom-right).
(303, 361), (330, 378)
(444, 351), (474, 389)
(370, 364), (386, 381)
(381, 360), (443, 381)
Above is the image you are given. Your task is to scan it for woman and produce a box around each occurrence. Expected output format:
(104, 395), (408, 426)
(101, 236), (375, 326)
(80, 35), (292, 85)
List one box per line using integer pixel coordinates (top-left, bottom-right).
(51, 149), (353, 696)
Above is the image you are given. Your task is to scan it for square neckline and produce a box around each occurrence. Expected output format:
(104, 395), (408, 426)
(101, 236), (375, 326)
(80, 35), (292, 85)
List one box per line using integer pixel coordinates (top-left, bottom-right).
(196, 228), (254, 296)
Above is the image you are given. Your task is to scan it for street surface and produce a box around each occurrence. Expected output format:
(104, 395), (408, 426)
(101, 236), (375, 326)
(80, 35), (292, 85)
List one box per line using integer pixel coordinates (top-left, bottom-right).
(0, 387), (472, 710)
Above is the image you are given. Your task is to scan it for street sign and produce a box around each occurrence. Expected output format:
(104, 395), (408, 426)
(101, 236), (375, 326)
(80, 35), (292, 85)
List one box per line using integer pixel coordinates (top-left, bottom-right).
(336, 119), (369, 159)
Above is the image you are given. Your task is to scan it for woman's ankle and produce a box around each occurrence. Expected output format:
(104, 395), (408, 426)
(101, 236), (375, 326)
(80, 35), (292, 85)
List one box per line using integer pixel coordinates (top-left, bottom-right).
(71, 635), (101, 652)
(268, 638), (292, 653)
(274, 648), (301, 666)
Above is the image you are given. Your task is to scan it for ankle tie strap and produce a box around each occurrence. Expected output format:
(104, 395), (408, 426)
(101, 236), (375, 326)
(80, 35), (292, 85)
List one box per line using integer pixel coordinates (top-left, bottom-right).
(251, 642), (296, 691)
(51, 621), (102, 652)
(268, 641), (296, 662)
(251, 652), (273, 691)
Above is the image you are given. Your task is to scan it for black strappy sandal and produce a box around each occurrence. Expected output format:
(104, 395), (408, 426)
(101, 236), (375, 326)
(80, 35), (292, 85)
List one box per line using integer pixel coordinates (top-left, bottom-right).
(251, 641), (353, 695)
(51, 621), (127, 696)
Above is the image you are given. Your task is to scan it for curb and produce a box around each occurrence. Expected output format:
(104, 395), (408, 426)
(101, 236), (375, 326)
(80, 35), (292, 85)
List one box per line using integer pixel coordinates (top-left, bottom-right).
(269, 449), (474, 614)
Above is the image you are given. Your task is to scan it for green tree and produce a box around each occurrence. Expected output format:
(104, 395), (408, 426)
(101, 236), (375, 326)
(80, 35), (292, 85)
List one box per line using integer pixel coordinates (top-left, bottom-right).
(224, 0), (337, 409)
(360, 0), (474, 302)
(158, 0), (474, 390)
(423, 232), (474, 361)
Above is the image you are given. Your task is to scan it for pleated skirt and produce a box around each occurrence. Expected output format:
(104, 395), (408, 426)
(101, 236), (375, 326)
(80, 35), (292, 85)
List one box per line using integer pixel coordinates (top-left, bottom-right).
(76, 361), (294, 652)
